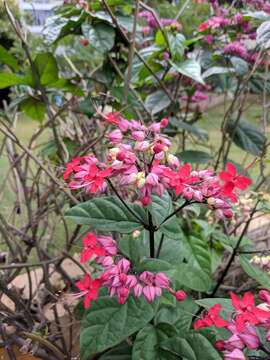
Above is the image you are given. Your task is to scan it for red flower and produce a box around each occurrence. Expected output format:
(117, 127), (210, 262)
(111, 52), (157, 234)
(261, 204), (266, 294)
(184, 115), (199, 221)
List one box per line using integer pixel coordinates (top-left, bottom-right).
(163, 164), (199, 195)
(104, 112), (120, 125)
(64, 157), (83, 180)
(194, 304), (229, 330)
(198, 21), (210, 32)
(70, 164), (112, 193)
(80, 232), (105, 263)
(76, 274), (102, 309)
(230, 292), (270, 331)
(219, 163), (252, 202)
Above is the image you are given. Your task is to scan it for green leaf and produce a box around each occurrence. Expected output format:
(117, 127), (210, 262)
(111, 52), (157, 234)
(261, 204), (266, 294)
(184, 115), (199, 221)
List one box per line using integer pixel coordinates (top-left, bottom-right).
(168, 33), (185, 62)
(160, 336), (196, 360)
(158, 235), (185, 265)
(137, 258), (172, 274)
(65, 196), (146, 233)
(0, 73), (26, 89)
(156, 298), (198, 332)
(257, 20), (270, 49)
(20, 98), (46, 121)
(80, 296), (157, 360)
(0, 45), (19, 71)
(169, 59), (204, 84)
(118, 233), (148, 266)
(230, 56), (249, 76)
(155, 30), (166, 46)
(168, 118), (208, 141)
(43, 14), (85, 44)
(240, 255), (270, 290)
(187, 236), (211, 275)
(99, 343), (132, 360)
(132, 323), (180, 360)
(202, 66), (234, 79)
(226, 118), (266, 156)
(34, 53), (59, 86)
(185, 333), (222, 360)
(175, 262), (212, 292)
(145, 90), (171, 115)
(82, 23), (115, 53)
(161, 333), (222, 360)
(132, 324), (158, 360)
(178, 150), (212, 164)
(150, 191), (183, 240)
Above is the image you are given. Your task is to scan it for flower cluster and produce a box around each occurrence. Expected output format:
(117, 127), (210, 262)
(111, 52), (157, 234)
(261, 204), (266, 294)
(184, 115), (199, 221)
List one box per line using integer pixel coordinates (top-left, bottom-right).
(197, 1), (268, 65)
(250, 255), (270, 274)
(139, 10), (181, 32)
(194, 291), (270, 359)
(75, 231), (186, 308)
(64, 113), (252, 219)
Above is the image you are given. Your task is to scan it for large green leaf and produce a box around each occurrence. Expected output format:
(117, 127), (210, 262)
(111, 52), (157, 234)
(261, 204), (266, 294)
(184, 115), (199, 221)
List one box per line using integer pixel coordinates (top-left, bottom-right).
(161, 332), (222, 360)
(65, 196), (146, 233)
(82, 23), (115, 53)
(187, 333), (222, 359)
(156, 298), (198, 332)
(132, 324), (158, 360)
(20, 97), (46, 121)
(202, 66), (234, 79)
(132, 323), (179, 360)
(168, 33), (185, 62)
(99, 343), (132, 360)
(137, 258), (172, 274)
(150, 191), (183, 240)
(34, 53), (59, 86)
(43, 14), (85, 44)
(230, 56), (249, 76)
(169, 59), (204, 84)
(178, 150), (212, 164)
(145, 90), (171, 115)
(118, 234), (148, 266)
(160, 336), (196, 360)
(257, 20), (270, 49)
(187, 236), (211, 276)
(0, 45), (19, 71)
(240, 255), (270, 290)
(226, 118), (266, 156)
(0, 73), (26, 89)
(80, 296), (157, 360)
(175, 261), (212, 292)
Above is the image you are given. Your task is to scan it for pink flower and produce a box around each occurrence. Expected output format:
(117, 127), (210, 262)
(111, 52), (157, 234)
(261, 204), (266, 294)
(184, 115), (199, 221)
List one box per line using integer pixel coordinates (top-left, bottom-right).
(132, 131), (145, 141)
(108, 129), (123, 144)
(224, 349), (245, 360)
(224, 42), (249, 59)
(97, 235), (117, 256)
(238, 325), (260, 350)
(259, 289), (270, 304)
(155, 273), (170, 288)
(225, 334), (244, 351)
